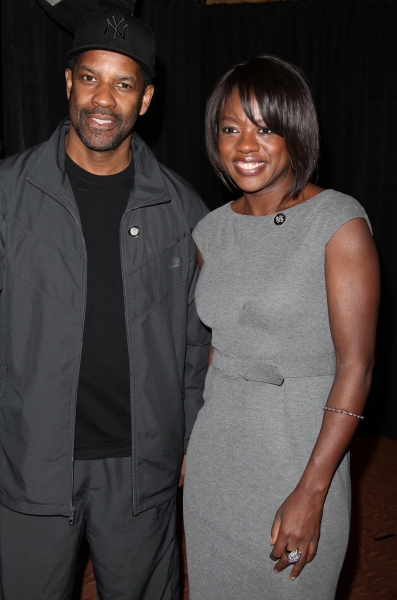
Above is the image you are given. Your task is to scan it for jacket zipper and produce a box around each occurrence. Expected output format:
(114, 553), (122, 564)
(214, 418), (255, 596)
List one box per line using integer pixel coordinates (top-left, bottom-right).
(120, 209), (136, 515)
(69, 507), (76, 525)
(38, 199), (87, 526)
(68, 229), (88, 525)
(27, 177), (87, 524)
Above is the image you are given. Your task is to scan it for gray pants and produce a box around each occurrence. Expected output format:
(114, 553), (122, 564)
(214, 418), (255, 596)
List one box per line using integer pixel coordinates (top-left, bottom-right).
(0, 457), (179, 600)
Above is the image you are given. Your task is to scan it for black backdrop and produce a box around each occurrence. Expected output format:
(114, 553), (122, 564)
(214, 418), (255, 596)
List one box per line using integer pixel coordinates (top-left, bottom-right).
(1, 0), (396, 438)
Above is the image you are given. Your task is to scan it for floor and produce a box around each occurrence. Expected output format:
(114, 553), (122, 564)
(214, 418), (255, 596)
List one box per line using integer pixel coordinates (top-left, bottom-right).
(74, 436), (397, 600)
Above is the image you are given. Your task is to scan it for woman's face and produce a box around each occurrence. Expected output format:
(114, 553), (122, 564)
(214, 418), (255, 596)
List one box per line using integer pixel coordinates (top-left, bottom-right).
(218, 89), (292, 197)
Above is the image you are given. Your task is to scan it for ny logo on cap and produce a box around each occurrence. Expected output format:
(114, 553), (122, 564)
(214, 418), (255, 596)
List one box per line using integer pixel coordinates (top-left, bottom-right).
(104, 16), (128, 41)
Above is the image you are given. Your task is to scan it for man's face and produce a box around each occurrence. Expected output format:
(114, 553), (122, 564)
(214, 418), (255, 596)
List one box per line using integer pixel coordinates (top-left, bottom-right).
(65, 50), (153, 152)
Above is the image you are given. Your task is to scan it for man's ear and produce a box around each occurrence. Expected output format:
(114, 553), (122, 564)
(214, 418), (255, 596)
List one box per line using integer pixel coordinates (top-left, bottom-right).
(65, 69), (73, 100)
(139, 84), (154, 116)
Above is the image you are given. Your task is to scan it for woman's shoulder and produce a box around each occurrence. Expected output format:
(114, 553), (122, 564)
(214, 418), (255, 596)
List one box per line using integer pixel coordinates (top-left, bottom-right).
(192, 202), (232, 250)
(308, 189), (371, 242)
(194, 202), (232, 228)
(313, 189), (366, 215)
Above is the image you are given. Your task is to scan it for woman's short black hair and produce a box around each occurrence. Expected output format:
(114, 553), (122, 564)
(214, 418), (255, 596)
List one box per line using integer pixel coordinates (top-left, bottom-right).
(205, 55), (319, 199)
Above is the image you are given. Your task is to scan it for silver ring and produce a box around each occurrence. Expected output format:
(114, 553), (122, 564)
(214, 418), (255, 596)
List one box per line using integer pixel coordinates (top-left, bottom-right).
(285, 549), (302, 564)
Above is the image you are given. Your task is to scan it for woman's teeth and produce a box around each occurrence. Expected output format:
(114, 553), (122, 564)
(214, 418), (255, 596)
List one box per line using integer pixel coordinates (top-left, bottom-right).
(236, 162), (263, 170)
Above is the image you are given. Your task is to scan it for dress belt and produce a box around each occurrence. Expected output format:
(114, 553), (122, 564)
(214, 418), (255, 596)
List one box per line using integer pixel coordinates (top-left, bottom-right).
(212, 350), (336, 386)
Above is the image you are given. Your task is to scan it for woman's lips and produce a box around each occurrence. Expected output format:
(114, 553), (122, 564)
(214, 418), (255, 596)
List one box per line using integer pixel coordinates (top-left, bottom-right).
(233, 160), (266, 175)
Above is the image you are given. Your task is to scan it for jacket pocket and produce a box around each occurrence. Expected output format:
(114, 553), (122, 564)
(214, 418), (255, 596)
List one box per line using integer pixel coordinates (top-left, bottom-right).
(6, 220), (82, 311)
(130, 295), (185, 509)
(125, 239), (189, 319)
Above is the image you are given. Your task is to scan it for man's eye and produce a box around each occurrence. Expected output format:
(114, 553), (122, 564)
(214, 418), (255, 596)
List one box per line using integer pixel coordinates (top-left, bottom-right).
(82, 75), (95, 82)
(117, 83), (131, 89)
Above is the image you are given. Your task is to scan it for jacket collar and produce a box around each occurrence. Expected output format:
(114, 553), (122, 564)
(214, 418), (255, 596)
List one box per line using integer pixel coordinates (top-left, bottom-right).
(27, 118), (171, 217)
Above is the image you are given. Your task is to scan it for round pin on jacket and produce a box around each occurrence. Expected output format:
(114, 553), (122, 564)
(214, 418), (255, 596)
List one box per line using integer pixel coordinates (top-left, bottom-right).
(274, 213), (286, 225)
(129, 226), (140, 237)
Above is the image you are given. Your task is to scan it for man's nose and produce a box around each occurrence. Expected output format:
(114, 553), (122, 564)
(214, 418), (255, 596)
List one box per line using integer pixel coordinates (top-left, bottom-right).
(91, 83), (117, 108)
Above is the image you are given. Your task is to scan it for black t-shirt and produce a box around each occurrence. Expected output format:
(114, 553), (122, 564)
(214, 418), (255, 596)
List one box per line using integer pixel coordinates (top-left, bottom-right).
(65, 154), (133, 460)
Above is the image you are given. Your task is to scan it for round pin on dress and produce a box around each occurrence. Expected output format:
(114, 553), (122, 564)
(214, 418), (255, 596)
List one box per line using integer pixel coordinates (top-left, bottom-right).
(274, 213), (286, 225)
(129, 226), (140, 237)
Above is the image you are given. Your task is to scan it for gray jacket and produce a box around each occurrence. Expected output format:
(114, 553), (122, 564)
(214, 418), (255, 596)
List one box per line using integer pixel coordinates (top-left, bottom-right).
(0, 119), (210, 519)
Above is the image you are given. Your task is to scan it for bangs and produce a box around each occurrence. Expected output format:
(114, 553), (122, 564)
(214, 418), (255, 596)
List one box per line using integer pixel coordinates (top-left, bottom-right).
(220, 62), (287, 137)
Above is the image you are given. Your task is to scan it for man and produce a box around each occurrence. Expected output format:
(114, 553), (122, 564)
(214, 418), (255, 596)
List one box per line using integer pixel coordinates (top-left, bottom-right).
(0, 9), (209, 600)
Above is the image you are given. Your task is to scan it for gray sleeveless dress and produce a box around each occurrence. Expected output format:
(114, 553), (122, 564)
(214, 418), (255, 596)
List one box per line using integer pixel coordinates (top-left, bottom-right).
(184, 190), (371, 600)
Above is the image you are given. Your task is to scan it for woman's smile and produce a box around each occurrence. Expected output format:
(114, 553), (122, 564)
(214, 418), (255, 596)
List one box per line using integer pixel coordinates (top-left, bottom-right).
(233, 158), (266, 175)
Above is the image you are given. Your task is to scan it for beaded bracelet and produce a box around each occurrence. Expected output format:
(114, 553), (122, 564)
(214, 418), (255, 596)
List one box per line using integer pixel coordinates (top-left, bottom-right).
(322, 406), (364, 420)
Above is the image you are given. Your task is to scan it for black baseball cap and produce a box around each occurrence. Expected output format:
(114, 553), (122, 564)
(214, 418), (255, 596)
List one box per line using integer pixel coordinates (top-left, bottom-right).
(67, 9), (156, 78)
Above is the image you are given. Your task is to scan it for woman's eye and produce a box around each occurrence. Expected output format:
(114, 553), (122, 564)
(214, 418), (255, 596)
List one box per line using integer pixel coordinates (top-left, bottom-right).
(258, 127), (272, 134)
(221, 126), (238, 134)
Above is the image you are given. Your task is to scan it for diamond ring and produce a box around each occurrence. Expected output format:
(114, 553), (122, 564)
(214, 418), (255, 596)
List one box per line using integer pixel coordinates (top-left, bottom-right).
(285, 549), (302, 564)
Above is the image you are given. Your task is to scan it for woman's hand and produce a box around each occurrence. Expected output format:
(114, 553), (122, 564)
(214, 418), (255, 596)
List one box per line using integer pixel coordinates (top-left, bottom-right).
(270, 485), (325, 580)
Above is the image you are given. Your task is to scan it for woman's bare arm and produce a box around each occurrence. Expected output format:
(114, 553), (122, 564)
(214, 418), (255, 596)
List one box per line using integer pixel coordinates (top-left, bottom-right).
(196, 245), (204, 269)
(270, 217), (380, 579)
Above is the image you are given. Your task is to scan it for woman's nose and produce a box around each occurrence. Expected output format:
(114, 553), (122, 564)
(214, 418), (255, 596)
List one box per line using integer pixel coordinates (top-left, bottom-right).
(235, 130), (260, 153)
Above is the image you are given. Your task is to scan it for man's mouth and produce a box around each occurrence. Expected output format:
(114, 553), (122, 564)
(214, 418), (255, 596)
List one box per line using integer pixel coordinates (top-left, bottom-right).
(84, 112), (119, 130)
(91, 117), (114, 125)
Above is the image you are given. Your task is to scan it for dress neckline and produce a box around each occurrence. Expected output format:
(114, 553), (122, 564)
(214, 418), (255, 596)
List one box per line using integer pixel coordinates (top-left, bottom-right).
(228, 189), (333, 219)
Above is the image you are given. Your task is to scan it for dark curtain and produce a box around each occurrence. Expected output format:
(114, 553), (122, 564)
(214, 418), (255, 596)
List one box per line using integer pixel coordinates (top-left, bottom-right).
(1, 0), (396, 437)
(35, 0), (137, 34)
(1, 0), (73, 154)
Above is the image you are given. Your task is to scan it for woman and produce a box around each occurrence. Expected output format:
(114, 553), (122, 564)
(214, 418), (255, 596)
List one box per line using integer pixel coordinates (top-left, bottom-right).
(183, 56), (380, 600)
